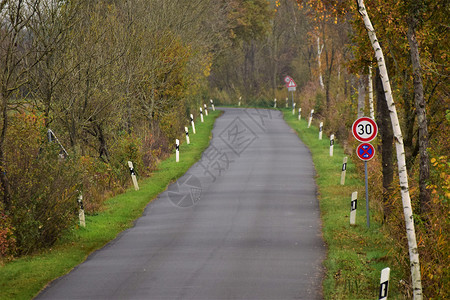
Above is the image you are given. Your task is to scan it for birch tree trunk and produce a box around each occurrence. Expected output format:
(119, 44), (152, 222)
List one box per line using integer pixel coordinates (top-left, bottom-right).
(356, 1), (423, 298)
(317, 37), (324, 89)
(368, 66), (375, 120)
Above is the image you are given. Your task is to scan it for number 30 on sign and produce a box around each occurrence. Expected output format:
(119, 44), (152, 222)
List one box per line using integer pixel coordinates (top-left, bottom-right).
(352, 117), (378, 142)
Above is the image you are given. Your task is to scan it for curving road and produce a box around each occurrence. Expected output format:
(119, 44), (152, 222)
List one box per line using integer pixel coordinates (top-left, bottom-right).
(37, 108), (326, 300)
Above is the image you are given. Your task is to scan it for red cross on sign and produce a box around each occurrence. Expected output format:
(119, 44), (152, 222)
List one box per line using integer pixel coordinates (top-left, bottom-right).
(356, 143), (375, 161)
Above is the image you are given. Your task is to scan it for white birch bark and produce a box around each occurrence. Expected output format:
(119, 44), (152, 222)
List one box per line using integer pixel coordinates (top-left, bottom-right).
(357, 1), (422, 299)
(368, 66), (375, 120)
(317, 37), (324, 89)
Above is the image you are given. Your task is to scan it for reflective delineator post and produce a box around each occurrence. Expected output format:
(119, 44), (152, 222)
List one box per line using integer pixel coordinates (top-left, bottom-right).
(238, 96), (241, 106)
(77, 193), (86, 228)
(210, 99), (215, 111)
(204, 104), (208, 116)
(308, 109), (314, 128)
(190, 114), (196, 134)
(285, 97), (288, 108)
(350, 191), (357, 225)
(319, 122), (323, 140)
(175, 139), (180, 162)
(298, 108), (301, 120)
(185, 127), (190, 145)
(274, 98), (277, 108)
(292, 103), (296, 115)
(199, 107), (204, 122)
(340, 156), (347, 185)
(330, 134), (335, 157)
(379, 268), (390, 300)
(128, 161), (139, 191)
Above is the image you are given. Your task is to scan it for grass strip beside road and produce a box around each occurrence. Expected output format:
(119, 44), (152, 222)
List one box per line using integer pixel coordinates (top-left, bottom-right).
(0, 110), (221, 300)
(282, 109), (405, 299)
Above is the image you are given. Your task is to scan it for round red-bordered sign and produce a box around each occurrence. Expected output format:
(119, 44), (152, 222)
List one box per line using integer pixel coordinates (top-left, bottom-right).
(356, 143), (375, 161)
(352, 117), (378, 142)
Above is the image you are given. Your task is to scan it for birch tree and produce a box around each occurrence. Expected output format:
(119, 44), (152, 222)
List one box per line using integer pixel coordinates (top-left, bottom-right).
(368, 65), (375, 120)
(356, 1), (423, 298)
(317, 36), (324, 89)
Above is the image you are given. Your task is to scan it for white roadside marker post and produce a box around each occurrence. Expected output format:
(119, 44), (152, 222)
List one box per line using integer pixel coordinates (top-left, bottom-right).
(77, 193), (86, 228)
(285, 97), (288, 108)
(190, 114), (196, 134)
(341, 156), (348, 185)
(175, 139), (180, 162)
(298, 108), (302, 120)
(319, 122), (323, 140)
(274, 98), (277, 108)
(238, 96), (241, 107)
(379, 268), (390, 300)
(204, 104), (208, 116)
(199, 107), (204, 122)
(308, 109), (314, 128)
(350, 191), (357, 225)
(330, 134), (335, 157)
(210, 99), (215, 111)
(292, 103), (296, 115)
(128, 161), (139, 191)
(185, 127), (190, 145)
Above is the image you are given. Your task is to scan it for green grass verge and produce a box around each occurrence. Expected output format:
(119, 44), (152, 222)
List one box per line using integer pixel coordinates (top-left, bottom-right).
(282, 109), (405, 299)
(0, 110), (221, 300)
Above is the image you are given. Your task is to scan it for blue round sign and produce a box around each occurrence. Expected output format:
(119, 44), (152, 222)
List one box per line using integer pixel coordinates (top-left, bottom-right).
(356, 143), (375, 161)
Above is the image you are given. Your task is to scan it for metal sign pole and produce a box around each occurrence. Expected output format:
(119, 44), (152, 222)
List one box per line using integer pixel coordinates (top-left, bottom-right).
(365, 161), (370, 228)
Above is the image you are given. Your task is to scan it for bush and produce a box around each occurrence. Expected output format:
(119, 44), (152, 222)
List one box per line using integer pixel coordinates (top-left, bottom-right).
(3, 113), (79, 255)
(0, 212), (16, 258)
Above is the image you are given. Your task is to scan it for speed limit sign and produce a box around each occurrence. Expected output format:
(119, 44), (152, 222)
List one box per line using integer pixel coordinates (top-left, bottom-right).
(352, 117), (378, 142)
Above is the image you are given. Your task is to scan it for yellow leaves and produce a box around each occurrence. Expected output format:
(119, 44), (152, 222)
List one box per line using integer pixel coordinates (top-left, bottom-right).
(203, 62), (212, 77)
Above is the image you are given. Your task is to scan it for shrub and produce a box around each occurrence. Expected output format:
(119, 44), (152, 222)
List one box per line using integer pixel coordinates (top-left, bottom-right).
(0, 212), (16, 258)
(3, 112), (79, 255)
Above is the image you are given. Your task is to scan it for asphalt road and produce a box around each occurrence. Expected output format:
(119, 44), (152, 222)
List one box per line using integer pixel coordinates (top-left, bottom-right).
(36, 108), (326, 300)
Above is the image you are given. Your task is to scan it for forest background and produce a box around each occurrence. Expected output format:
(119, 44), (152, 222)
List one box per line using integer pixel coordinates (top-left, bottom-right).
(0, 0), (447, 298)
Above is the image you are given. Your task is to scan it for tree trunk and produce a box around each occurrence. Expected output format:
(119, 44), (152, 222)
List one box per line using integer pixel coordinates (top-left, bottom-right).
(325, 45), (335, 107)
(376, 67), (394, 219)
(0, 92), (10, 211)
(317, 37), (324, 89)
(357, 1), (423, 298)
(407, 7), (431, 214)
(402, 69), (416, 169)
(368, 66), (375, 120)
(357, 73), (366, 118)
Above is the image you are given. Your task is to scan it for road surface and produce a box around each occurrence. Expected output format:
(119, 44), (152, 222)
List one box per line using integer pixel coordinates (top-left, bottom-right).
(37, 108), (326, 300)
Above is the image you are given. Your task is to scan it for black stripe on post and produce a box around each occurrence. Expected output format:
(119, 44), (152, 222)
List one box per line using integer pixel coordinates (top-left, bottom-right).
(379, 281), (389, 299)
(129, 167), (136, 176)
(351, 199), (357, 211)
(77, 197), (84, 210)
(342, 163), (347, 171)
